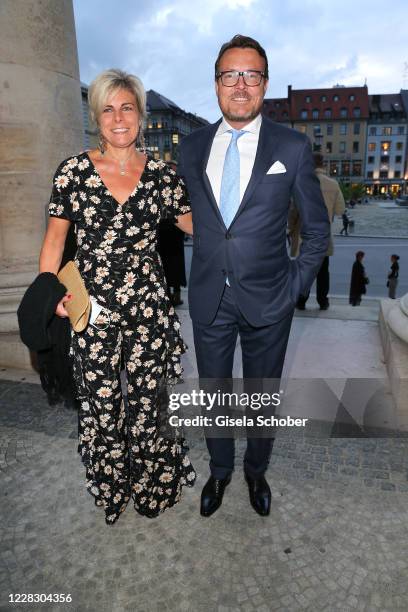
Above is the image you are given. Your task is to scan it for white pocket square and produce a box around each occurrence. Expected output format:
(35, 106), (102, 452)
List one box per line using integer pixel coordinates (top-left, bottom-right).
(267, 161), (286, 174)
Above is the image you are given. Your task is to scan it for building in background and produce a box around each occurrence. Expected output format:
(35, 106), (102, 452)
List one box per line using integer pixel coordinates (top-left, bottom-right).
(80, 86), (208, 159)
(365, 92), (408, 196)
(145, 90), (208, 161)
(264, 85), (369, 186)
(81, 83), (98, 150)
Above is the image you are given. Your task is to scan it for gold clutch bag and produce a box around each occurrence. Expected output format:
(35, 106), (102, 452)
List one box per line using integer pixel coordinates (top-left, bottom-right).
(57, 260), (91, 332)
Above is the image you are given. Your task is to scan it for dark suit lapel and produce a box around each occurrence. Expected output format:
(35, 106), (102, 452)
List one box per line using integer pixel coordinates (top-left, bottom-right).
(232, 118), (279, 224)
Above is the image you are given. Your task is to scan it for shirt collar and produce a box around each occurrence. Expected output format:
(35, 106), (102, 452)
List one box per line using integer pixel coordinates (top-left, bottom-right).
(216, 113), (262, 136)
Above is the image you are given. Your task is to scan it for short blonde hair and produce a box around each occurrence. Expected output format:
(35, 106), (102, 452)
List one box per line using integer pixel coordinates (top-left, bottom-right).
(88, 68), (147, 124)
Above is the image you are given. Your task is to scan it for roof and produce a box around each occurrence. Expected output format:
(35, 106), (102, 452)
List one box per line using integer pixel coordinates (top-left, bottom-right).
(262, 97), (291, 121)
(146, 89), (181, 112)
(289, 85), (369, 120)
(369, 93), (406, 117)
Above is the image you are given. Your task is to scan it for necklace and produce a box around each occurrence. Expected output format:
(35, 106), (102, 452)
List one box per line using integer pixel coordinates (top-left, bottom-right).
(103, 150), (135, 176)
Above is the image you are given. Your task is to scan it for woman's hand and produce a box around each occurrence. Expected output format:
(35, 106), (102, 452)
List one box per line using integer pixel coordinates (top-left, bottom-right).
(55, 293), (72, 318)
(175, 212), (193, 235)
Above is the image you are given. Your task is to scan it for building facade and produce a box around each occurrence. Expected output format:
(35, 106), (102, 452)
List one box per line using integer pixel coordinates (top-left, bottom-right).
(81, 83), (98, 150)
(364, 93), (407, 196)
(80, 86), (208, 159)
(263, 85), (369, 185)
(145, 90), (208, 161)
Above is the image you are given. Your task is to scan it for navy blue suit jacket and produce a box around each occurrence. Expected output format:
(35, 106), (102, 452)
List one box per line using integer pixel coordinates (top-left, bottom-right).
(178, 116), (330, 327)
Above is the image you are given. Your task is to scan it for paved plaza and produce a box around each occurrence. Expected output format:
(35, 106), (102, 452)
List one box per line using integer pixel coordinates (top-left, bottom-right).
(1, 305), (408, 612)
(331, 199), (408, 238)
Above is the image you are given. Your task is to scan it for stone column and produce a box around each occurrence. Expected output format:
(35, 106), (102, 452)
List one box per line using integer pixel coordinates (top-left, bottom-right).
(0, 0), (83, 368)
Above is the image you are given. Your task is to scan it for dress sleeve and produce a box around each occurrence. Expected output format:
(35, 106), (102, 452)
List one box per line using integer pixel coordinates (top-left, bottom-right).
(159, 165), (191, 222)
(48, 158), (76, 221)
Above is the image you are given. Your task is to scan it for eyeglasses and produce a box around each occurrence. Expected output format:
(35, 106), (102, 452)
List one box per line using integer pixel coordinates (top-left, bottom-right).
(216, 70), (266, 87)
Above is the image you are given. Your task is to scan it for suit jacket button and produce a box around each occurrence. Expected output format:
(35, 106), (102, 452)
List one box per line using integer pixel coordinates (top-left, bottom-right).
(226, 232), (232, 239)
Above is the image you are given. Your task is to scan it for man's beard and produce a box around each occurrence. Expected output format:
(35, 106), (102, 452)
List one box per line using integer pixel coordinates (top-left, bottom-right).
(219, 91), (262, 124)
(222, 107), (260, 123)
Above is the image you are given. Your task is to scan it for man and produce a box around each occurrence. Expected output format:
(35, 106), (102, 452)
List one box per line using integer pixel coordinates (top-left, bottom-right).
(289, 153), (345, 310)
(178, 35), (329, 517)
(340, 210), (350, 235)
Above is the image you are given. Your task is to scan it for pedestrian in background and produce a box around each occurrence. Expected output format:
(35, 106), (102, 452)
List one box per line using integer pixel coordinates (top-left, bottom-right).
(157, 161), (187, 307)
(349, 251), (368, 306)
(340, 210), (349, 236)
(387, 254), (400, 299)
(289, 153), (345, 310)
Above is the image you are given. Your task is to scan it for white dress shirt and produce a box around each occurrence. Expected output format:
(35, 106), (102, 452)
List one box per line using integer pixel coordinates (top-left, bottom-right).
(206, 114), (262, 207)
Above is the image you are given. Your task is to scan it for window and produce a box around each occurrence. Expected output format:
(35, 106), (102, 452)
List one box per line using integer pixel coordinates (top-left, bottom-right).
(305, 96), (311, 103)
(342, 161), (350, 176)
(321, 95), (327, 102)
(396, 142), (403, 150)
(333, 94), (339, 101)
(340, 107), (347, 118)
(369, 126), (376, 136)
(313, 124), (321, 136)
(324, 108), (332, 118)
(326, 142), (332, 153)
(379, 170), (388, 179)
(339, 141), (346, 153)
(300, 109), (308, 119)
(275, 101), (280, 108)
(368, 142), (376, 151)
(368, 156), (374, 164)
(282, 111), (288, 118)
(340, 124), (347, 135)
(352, 161), (362, 176)
(349, 94), (355, 101)
(398, 126), (405, 135)
(353, 107), (361, 117)
(395, 155), (402, 164)
(353, 142), (359, 153)
(381, 141), (391, 152)
(380, 155), (389, 164)
(327, 124), (333, 135)
(312, 109), (319, 119)
(367, 171), (373, 178)
(394, 171), (401, 178)
(383, 127), (392, 136)
(330, 160), (339, 175)
(354, 123), (360, 135)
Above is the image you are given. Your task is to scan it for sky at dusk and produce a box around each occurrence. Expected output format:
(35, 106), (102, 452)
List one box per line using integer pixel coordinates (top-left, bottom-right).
(73, 0), (407, 123)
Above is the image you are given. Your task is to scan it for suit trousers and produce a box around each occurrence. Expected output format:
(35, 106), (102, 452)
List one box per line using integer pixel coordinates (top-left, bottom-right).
(297, 256), (330, 308)
(193, 285), (294, 479)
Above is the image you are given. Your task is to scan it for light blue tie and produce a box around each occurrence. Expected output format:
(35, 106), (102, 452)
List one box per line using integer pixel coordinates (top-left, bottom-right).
(219, 129), (245, 228)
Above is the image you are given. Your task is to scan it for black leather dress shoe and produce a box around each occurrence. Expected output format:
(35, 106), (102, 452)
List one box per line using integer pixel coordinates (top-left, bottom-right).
(200, 475), (231, 517)
(244, 474), (271, 516)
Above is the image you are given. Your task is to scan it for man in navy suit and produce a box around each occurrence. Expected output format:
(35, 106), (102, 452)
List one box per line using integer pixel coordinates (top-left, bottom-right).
(178, 35), (329, 517)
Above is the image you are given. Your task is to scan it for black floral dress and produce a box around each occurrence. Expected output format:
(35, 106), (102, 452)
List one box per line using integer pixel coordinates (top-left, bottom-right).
(48, 152), (196, 524)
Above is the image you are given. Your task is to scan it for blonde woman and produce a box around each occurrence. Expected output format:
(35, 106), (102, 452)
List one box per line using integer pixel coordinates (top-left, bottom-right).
(40, 69), (195, 524)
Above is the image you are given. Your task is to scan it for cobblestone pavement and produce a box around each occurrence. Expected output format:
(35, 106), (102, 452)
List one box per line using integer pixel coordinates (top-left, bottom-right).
(1, 379), (408, 612)
(332, 199), (408, 238)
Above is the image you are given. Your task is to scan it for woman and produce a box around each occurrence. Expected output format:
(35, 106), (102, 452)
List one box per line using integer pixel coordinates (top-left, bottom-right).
(39, 69), (196, 524)
(349, 251), (368, 306)
(387, 254), (400, 299)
